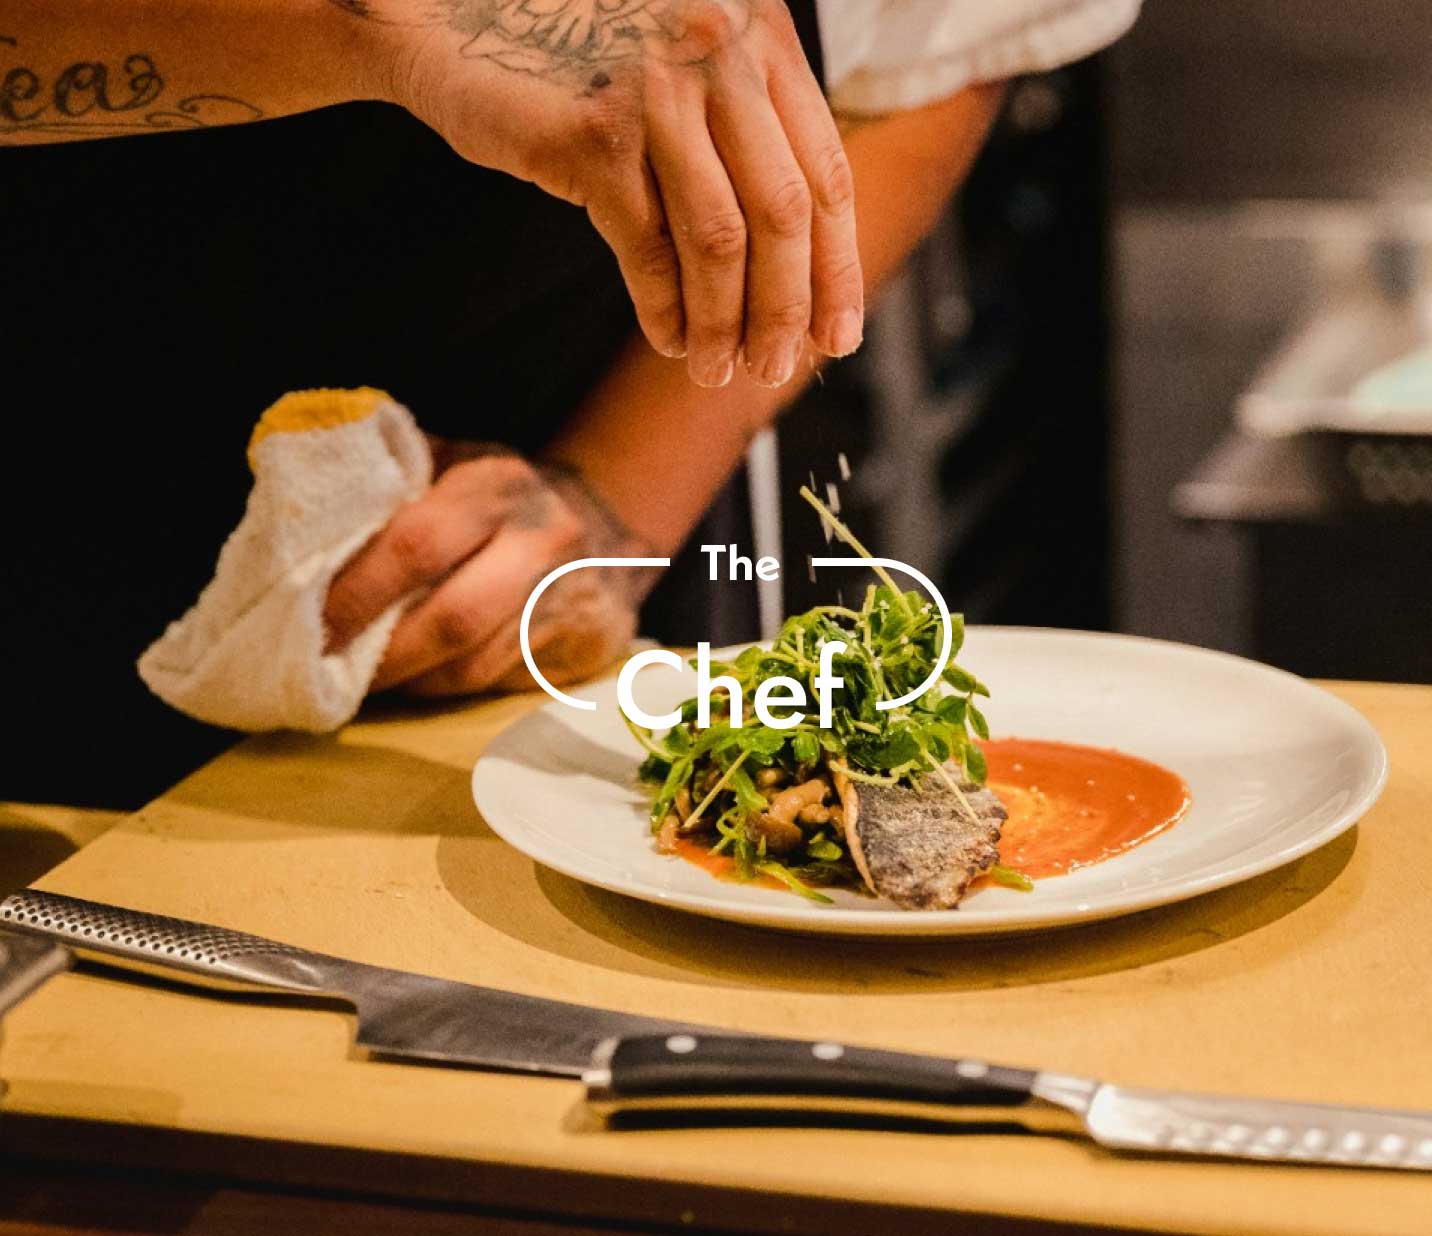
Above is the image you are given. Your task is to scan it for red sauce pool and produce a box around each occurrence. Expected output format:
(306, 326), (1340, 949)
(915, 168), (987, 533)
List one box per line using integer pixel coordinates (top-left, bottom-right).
(672, 837), (786, 890)
(981, 738), (1191, 878)
(669, 738), (1191, 891)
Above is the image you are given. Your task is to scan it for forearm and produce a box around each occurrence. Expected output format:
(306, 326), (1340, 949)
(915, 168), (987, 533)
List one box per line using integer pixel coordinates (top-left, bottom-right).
(0, 0), (373, 143)
(545, 81), (1007, 554)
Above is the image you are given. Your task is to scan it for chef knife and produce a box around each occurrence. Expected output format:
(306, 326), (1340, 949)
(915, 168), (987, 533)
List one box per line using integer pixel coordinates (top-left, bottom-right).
(7, 891), (1430, 1171)
(0, 889), (704, 1077)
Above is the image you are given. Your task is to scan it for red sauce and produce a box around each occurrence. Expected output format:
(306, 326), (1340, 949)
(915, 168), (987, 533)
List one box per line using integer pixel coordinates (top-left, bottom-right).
(981, 738), (1191, 878)
(668, 738), (1191, 893)
(672, 836), (787, 890)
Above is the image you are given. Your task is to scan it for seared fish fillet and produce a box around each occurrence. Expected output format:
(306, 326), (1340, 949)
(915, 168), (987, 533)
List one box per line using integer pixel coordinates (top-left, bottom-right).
(836, 769), (1006, 910)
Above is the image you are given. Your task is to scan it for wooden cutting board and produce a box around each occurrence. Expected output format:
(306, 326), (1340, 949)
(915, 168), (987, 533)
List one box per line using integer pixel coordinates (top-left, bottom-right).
(2, 682), (1430, 1235)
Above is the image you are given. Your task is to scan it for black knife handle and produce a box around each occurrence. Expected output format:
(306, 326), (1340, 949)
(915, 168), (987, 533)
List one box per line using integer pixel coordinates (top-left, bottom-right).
(585, 1034), (1036, 1122)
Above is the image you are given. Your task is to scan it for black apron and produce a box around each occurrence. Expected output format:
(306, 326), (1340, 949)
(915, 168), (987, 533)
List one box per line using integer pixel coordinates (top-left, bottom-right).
(0, 6), (825, 806)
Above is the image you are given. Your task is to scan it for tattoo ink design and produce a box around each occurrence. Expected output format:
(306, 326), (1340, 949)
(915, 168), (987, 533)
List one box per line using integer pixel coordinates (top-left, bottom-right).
(328, 0), (753, 85)
(456, 0), (752, 76)
(0, 42), (263, 137)
(540, 459), (663, 604)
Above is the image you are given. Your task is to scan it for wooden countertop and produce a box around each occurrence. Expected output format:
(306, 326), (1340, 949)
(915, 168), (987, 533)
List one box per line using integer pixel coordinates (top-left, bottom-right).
(2, 681), (1429, 1235)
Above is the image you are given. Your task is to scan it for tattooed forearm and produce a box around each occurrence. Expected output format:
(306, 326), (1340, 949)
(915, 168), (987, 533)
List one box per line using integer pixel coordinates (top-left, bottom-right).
(0, 40), (262, 138)
(330, 0), (752, 86)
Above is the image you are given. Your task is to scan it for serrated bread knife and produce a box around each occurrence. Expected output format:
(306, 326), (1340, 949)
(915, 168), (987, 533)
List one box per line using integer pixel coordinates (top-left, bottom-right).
(5, 890), (1430, 1171)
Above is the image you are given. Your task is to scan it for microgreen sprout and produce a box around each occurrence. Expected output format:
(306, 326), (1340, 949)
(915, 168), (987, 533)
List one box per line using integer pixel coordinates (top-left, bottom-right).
(634, 487), (1029, 902)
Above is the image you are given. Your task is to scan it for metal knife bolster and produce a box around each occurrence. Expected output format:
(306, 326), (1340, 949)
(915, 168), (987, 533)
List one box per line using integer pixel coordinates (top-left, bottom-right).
(0, 889), (350, 998)
(583, 1033), (1094, 1132)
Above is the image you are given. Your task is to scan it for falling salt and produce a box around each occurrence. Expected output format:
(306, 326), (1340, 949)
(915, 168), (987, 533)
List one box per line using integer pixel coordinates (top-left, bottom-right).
(807, 554), (817, 583)
(825, 481), (842, 514)
(838, 452), (852, 481)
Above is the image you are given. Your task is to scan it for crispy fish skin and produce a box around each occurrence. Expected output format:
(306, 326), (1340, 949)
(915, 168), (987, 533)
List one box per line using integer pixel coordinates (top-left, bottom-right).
(836, 769), (1006, 910)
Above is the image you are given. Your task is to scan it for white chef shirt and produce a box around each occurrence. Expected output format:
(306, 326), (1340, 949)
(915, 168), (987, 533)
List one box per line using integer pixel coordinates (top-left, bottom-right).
(816, 0), (1141, 114)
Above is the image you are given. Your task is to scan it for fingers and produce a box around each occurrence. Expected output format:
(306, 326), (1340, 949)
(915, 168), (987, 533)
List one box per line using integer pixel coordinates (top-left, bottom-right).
(765, 28), (863, 358)
(323, 455), (535, 652)
(371, 512), (579, 690)
(646, 76), (748, 388)
(586, 159), (687, 359)
(401, 583), (633, 698)
(400, 618), (526, 698)
(708, 68), (812, 387)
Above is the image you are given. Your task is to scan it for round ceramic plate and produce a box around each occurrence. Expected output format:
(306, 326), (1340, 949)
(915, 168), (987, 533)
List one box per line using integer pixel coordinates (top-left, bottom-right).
(471, 628), (1387, 937)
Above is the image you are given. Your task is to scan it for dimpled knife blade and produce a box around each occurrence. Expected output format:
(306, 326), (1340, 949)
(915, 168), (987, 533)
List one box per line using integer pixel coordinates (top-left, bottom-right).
(1080, 1083), (1432, 1170)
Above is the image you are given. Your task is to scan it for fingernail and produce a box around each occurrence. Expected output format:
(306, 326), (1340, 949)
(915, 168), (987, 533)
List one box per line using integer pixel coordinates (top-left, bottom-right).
(696, 353), (736, 388)
(830, 308), (864, 357)
(660, 338), (687, 359)
(757, 340), (800, 388)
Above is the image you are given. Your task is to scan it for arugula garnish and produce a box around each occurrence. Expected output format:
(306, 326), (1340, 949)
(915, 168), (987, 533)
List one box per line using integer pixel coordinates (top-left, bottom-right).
(635, 485), (1022, 900)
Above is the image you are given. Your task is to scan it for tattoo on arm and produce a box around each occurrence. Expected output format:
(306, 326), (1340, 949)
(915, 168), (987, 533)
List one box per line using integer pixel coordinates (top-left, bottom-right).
(540, 459), (664, 603)
(328, 0), (753, 90)
(0, 40), (263, 139)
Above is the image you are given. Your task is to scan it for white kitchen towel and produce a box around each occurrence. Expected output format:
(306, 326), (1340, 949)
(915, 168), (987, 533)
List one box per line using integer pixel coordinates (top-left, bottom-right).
(138, 387), (433, 733)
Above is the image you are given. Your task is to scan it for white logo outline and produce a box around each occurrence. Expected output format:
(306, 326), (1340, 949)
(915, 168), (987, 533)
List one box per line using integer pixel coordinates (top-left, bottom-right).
(520, 555), (953, 717)
(808, 556), (953, 710)
(519, 556), (670, 711)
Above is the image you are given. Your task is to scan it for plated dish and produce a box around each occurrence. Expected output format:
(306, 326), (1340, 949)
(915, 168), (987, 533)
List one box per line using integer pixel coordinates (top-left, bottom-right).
(472, 627), (1387, 938)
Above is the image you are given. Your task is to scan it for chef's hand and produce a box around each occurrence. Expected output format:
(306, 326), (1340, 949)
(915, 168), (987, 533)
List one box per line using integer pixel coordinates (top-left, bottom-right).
(323, 443), (660, 696)
(344, 0), (862, 388)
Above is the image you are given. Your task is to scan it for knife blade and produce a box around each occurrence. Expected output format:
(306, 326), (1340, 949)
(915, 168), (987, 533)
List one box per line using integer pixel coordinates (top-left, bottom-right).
(0, 889), (705, 1077)
(582, 1034), (1432, 1171)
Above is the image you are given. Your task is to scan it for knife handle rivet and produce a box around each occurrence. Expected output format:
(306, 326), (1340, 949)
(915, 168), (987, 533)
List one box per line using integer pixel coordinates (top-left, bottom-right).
(1259, 1126), (1290, 1148)
(1341, 1131), (1367, 1153)
(1378, 1134), (1406, 1157)
(1300, 1128), (1328, 1151)
(665, 1034), (698, 1055)
(1416, 1138), (1432, 1163)
(811, 1042), (844, 1062)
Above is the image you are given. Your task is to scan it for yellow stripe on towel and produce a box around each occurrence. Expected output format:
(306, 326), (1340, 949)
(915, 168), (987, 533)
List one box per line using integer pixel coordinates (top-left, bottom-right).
(247, 387), (394, 472)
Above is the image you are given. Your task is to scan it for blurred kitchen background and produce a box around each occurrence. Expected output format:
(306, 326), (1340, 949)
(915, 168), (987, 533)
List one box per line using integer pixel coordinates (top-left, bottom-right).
(650, 0), (1432, 685)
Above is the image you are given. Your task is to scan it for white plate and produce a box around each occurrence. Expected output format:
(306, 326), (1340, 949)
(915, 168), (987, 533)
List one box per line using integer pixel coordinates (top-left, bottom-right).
(471, 629), (1387, 937)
